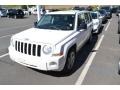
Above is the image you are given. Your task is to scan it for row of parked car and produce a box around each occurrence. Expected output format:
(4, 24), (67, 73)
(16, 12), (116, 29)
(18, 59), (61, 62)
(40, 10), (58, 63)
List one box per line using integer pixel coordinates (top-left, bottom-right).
(0, 9), (24, 18)
(89, 6), (112, 34)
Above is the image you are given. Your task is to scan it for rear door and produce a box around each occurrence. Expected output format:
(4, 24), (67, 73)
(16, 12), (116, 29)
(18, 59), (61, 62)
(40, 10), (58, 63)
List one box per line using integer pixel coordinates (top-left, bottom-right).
(83, 12), (92, 40)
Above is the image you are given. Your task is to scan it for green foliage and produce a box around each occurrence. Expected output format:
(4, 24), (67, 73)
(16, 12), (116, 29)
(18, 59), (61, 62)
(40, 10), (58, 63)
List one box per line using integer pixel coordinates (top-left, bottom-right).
(21, 5), (27, 9)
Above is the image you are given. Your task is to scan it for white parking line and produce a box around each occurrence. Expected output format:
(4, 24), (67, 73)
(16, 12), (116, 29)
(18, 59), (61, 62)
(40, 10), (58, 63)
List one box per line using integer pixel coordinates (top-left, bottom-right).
(0, 24), (31, 31)
(0, 34), (13, 39)
(0, 53), (8, 59)
(94, 35), (104, 50)
(75, 35), (104, 85)
(105, 21), (111, 31)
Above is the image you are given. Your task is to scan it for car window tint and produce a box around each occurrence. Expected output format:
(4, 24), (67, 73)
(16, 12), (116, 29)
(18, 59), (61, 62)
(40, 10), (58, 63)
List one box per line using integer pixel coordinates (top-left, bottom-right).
(84, 13), (90, 23)
(77, 14), (85, 29)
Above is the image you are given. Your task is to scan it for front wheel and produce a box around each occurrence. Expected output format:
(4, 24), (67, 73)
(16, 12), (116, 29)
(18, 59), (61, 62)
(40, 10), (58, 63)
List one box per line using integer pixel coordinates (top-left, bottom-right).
(62, 48), (76, 74)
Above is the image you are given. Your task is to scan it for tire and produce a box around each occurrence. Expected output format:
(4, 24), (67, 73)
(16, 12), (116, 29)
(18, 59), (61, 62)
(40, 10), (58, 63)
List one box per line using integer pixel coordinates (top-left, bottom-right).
(62, 47), (76, 74)
(118, 60), (120, 75)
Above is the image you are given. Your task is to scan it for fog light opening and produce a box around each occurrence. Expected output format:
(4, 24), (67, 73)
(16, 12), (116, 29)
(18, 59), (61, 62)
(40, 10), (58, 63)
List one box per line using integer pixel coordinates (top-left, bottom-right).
(49, 62), (57, 67)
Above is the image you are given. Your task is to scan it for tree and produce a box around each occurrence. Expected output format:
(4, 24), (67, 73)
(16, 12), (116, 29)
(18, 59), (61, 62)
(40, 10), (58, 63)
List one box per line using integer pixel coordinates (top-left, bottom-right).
(21, 5), (27, 10)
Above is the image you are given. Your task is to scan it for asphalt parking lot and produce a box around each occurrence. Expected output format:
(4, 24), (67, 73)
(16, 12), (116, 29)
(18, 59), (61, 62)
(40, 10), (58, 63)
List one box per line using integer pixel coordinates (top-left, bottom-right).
(0, 14), (120, 85)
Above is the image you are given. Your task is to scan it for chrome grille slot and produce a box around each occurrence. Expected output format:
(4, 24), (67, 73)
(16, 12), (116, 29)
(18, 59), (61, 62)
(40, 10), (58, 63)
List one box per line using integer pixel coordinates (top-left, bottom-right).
(32, 44), (36, 56)
(21, 42), (23, 53)
(24, 43), (27, 54)
(28, 44), (31, 55)
(15, 41), (41, 57)
(37, 45), (41, 56)
(18, 42), (20, 52)
(15, 41), (17, 51)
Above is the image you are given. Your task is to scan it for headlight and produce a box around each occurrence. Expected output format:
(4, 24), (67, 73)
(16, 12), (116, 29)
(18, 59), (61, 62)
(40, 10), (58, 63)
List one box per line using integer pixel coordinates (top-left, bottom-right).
(10, 38), (14, 47)
(42, 45), (52, 54)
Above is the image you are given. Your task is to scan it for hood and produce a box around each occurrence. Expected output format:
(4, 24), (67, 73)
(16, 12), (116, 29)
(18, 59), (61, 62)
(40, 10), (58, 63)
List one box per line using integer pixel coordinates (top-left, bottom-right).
(13, 28), (74, 45)
(92, 19), (99, 24)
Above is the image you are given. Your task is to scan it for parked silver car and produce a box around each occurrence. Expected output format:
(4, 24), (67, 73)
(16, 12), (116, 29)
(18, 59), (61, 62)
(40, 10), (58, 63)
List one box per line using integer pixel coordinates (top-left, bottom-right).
(0, 9), (7, 17)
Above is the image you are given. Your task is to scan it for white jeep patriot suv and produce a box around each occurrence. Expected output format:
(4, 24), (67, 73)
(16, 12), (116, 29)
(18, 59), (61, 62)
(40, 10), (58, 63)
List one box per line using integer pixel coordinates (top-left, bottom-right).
(8, 10), (93, 73)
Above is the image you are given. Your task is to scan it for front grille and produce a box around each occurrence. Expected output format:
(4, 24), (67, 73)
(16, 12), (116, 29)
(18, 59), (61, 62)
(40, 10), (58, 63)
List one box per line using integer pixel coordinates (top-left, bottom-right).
(15, 41), (41, 57)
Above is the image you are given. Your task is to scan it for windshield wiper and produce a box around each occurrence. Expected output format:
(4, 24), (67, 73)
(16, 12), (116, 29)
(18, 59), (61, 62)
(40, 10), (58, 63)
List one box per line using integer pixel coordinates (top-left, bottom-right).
(49, 26), (62, 30)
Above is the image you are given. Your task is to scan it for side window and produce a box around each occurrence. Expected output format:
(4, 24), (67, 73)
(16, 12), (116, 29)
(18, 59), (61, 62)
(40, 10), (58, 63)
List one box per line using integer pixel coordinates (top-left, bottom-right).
(40, 15), (52, 25)
(84, 13), (90, 23)
(77, 14), (85, 30)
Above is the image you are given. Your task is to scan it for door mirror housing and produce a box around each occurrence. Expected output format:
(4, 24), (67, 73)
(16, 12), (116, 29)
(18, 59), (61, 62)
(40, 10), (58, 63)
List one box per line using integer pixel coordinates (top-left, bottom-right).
(78, 23), (87, 30)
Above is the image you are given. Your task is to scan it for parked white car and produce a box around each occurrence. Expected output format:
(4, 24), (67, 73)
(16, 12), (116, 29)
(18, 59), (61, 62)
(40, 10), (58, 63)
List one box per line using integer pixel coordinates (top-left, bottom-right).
(8, 10), (93, 73)
(23, 9), (31, 15)
(91, 11), (102, 34)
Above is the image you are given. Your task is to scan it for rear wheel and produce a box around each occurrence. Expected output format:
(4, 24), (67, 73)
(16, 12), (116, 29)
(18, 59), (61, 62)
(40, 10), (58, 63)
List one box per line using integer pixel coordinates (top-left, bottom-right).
(62, 47), (76, 74)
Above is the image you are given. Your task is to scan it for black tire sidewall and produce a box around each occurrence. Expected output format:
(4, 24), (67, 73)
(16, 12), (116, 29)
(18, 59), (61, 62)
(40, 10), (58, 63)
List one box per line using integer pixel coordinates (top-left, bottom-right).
(62, 48), (76, 74)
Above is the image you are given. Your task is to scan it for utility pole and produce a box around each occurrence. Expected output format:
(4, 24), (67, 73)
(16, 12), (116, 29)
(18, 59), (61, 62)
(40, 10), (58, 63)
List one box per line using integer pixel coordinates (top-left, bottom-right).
(27, 5), (29, 16)
(36, 5), (42, 21)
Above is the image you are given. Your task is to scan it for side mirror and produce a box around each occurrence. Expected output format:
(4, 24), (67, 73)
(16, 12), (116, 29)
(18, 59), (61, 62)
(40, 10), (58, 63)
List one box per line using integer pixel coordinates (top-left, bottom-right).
(79, 23), (87, 30)
(34, 21), (37, 27)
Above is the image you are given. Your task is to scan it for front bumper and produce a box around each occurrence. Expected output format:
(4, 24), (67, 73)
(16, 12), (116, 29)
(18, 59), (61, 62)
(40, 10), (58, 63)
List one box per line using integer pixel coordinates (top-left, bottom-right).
(92, 25), (100, 33)
(8, 46), (65, 71)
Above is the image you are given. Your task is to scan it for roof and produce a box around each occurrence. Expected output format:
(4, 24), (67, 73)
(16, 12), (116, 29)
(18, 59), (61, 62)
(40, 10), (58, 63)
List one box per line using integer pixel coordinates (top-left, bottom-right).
(91, 11), (99, 14)
(46, 10), (90, 15)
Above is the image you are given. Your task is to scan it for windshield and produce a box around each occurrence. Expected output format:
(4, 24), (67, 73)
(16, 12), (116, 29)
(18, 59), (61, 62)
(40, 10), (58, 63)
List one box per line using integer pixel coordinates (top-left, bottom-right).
(36, 14), (75, 31)
(101, 7), (110, 12)
(1, 9), (6, 13)
(118, 6), (120, 10)
(91, 13), (97, 19)
(99, 10), (106, 15)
